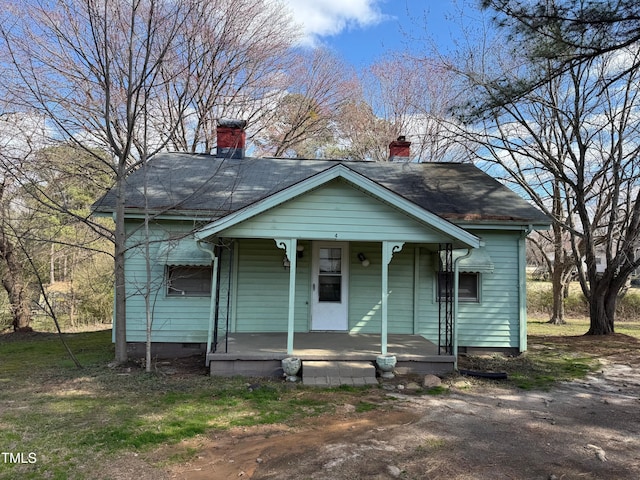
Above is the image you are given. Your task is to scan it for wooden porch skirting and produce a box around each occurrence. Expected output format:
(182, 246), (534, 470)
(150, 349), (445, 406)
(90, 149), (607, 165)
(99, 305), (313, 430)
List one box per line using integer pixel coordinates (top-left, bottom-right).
(208, 333), (455, 377)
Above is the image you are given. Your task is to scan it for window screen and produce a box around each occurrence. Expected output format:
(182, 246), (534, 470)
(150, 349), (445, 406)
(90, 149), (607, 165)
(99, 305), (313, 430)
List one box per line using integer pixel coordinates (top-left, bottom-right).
(167, 266), (212, 297)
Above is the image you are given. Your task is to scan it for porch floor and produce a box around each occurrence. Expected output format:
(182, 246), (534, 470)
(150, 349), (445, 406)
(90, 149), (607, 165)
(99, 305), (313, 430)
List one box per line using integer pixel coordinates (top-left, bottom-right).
(208, 333), (455, 378)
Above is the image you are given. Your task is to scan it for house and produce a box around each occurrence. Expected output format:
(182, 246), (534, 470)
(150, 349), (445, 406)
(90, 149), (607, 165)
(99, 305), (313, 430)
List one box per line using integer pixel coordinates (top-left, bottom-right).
(93, 120), (550, 377)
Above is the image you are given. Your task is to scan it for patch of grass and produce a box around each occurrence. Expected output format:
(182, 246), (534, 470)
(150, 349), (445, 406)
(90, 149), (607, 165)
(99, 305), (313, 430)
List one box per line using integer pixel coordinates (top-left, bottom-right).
(0, 331), (355, 479)
(508, 354), (594, 390)
(424, 385), (449, 395)
(0, 330), (114, 377)
(164, 446), (199, 465)
(416, 438), (447, 451)
(527, 318), (591, 336)
(461, 348), (598, 390)
(355, 401), (377, 412)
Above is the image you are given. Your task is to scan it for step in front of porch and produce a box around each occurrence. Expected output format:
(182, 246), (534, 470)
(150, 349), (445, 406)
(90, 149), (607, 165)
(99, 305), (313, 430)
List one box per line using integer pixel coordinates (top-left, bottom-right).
(302, 360), (378, 386)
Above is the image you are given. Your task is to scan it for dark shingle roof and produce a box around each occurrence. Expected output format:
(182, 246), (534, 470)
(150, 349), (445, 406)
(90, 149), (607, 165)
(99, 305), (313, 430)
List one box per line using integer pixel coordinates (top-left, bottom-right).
(92, 153), (550, 226)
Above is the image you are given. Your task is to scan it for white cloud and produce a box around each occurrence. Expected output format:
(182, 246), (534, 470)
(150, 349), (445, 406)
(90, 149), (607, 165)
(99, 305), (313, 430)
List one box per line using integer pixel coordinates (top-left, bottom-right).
(281, 0), (388, 46)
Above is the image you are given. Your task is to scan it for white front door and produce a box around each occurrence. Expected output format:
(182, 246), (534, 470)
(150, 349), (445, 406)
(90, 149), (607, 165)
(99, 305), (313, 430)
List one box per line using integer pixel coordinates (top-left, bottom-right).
(311, 242), (349, 330)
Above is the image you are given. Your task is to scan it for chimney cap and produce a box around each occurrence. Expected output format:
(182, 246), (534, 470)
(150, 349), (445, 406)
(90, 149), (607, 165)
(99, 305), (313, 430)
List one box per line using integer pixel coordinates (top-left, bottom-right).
(218, 118), (247, 129)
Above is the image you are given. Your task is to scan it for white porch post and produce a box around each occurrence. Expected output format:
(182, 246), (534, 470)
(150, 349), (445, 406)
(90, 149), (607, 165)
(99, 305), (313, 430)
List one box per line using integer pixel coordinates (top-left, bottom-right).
(453, 249), (472, 369)
(381, 241), (405, 355)
(197, 241), (218, 366)
(275, 238), (297, 355)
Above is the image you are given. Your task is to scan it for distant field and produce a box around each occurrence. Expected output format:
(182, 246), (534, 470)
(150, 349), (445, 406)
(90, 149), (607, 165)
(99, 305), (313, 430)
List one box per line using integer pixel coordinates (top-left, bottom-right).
(527, 280), (640, 321)
(528, 316), (640, 339)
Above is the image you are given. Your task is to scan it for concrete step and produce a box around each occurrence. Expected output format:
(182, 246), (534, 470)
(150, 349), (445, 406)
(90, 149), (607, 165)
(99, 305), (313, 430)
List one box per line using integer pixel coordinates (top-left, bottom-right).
(302, 360), (378, 386)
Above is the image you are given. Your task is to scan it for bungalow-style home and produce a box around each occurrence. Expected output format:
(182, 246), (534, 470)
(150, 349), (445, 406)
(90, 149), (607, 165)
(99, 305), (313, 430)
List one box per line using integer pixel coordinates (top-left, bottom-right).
(93, 120), (549, 378)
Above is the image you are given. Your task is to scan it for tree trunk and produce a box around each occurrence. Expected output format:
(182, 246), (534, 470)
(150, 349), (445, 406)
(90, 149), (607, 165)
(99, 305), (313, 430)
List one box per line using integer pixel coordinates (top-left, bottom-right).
(0, 233), (32, 331)
(586, 279), (616, 335)
(69, 281), (77, 327)
(114, 171), (128, 363)
(547, 262), (567, 325)
(547, 181), (567, 325)
(50, 243), (55, 283)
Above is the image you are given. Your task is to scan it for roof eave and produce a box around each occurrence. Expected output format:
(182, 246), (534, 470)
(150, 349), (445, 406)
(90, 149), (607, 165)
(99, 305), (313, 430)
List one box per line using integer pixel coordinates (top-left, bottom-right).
(452, 219), (551, 231)
(92, 206), (227, 222)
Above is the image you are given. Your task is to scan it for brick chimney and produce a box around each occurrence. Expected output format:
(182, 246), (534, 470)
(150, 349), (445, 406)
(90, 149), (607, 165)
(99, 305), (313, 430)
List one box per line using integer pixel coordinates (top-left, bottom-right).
(216, 119), (247, 159)
(388, 135), (411, 162)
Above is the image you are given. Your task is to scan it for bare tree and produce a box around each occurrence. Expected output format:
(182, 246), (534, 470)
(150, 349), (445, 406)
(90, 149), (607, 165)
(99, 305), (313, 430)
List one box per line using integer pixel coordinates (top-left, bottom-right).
(527, 181), (579, 324)
(0, 109), (51, 331)
(1, 0), (299, 362)
(253, 48), (357, 158)
(347, 53), (472, 162)
(161, 0), (299, 154)
(333, 98), (395, 161)
(1, 0), (208, 362)
(460, 49), (640, 334)
(0, 185), (33, 331)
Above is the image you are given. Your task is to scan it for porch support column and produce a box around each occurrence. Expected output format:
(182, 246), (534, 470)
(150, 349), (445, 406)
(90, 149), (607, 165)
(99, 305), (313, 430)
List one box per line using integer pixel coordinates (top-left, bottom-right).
(197, 241), (218, 366)
(275, 238), (297, 355)
(381, 241), (405, 355)
(453, 249), (472, 369)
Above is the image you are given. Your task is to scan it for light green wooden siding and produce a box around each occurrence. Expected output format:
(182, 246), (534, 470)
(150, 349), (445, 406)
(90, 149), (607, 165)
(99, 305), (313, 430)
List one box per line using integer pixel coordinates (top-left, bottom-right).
(124, 220), (216, 343)
(416, 249), (438, 340)
(348, 242), (414, 334)
(220, 179), (450, 243)
(234, 238), (310, 332)
(123, 218), (522, 349)
(387, 247), (415, 333)
(349, 242), (382, 333)
(457, 231), (520, 348)
(416, 231), (522, 348)
(214, 244), (233, 338)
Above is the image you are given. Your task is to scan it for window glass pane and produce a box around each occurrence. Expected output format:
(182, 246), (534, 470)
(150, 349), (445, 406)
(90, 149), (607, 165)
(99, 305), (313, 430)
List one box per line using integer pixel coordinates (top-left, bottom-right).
(319, 248), (341, 273)
(437, 272), (453, 299)
(459, 273), (478, 300)
(319, 275), (341, 302)
(438, 272), (478, 302)
(167, 266), (212, 296)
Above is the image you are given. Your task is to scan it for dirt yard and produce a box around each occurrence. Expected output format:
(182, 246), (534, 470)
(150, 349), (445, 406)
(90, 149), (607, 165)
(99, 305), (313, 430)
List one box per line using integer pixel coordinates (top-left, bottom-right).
(114, 336), (640, 480)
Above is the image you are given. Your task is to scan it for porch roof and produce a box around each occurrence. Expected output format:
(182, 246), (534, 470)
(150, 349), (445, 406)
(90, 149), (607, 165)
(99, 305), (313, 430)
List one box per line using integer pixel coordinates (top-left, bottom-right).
(194, 164), (481, 248)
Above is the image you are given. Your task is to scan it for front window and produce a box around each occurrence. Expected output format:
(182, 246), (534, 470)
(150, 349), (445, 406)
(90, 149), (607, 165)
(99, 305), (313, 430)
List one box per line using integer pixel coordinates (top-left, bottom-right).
(167, 266), (212, 297)
(438, 272), (479, 302)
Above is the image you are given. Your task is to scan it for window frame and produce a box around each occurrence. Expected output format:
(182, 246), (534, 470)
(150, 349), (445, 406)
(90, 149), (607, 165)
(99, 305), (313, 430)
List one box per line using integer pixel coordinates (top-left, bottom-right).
(166, 265), (213, 297)
(437, 271), (480, 303)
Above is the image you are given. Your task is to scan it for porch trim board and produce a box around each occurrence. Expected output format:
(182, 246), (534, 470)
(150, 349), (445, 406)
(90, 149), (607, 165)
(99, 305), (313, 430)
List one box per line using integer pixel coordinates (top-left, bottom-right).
(207, 333), (456, 377)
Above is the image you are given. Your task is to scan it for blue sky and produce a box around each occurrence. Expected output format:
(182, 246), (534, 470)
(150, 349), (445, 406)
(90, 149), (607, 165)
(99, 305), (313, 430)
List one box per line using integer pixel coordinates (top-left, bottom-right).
(282, 0), (474, 67)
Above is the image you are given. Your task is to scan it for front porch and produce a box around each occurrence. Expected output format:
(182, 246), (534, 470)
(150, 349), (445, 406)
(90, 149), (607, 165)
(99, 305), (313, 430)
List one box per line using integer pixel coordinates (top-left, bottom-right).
(207, 333), (455, 378)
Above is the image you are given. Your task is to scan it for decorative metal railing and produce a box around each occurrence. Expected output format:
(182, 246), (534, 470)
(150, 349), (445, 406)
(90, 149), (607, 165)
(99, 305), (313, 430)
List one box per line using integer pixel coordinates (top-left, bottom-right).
(438, 243), (453, 355)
